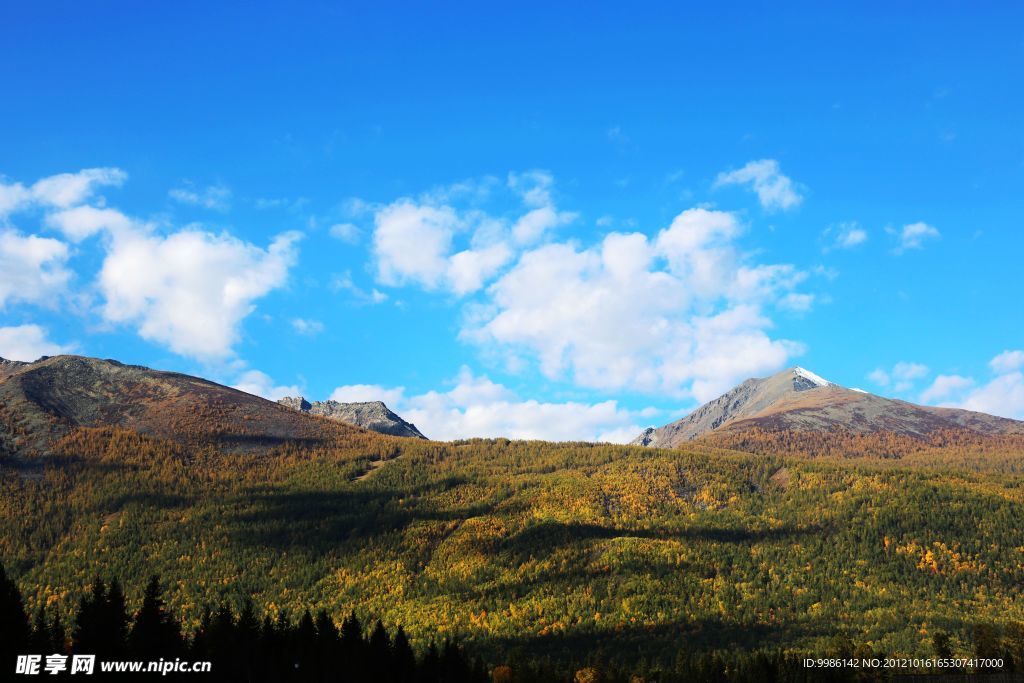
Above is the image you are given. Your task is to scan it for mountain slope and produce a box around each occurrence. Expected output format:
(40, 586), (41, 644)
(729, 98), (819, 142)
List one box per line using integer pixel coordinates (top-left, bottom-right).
(633, 366), (1024, 448)
(278, 397), (426, 439)
(0, 355), (417, 458)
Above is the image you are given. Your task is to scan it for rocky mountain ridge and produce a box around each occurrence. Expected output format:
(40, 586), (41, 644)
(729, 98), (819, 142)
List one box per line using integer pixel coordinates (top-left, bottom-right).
(277, 396), (426, 439)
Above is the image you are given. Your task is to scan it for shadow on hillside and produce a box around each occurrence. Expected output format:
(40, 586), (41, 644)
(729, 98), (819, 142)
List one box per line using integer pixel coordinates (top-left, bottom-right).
(479, 616), (840, 667)
(212, 433), (331, 453)
(496, 520), (823, 565)
(94, 491), (191, 512)
(226, 477), (497, 552)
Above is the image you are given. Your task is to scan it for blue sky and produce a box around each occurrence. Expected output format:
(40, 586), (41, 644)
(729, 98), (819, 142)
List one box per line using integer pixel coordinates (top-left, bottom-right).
(1, 2), (1022, 439)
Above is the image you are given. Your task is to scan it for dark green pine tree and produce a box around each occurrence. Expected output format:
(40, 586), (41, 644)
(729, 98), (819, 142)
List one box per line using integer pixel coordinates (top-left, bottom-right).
(71, 578), (106, 655)
(103, 578), (129, 658)
(419, 641), (441, 683)
(339, 611), (368, 680)
(314, 609), (340, 682)
(392, 626), (417, 683)
(0, 563), (30, 670)
(368, 620), (393, 681)
(128, 576), (182, 660)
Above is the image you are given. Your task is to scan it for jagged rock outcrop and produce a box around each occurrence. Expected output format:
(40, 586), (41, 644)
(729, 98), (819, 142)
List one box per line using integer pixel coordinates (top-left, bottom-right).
(633, 366), (1024, 448)
(277, 397), (426, 439)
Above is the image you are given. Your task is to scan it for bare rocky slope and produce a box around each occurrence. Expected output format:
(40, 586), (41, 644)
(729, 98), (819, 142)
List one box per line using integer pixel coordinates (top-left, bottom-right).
(633, 366), (1024, 448)
(277, 396), (426, 439)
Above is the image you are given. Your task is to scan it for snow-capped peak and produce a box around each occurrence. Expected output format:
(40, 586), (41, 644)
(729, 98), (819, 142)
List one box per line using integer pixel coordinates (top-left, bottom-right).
(793, 366), (831, 387)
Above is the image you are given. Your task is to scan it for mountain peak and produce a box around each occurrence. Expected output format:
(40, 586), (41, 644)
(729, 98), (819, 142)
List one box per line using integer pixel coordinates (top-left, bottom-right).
(632, 365), (1023, 448)
(786, 368), (835, 389)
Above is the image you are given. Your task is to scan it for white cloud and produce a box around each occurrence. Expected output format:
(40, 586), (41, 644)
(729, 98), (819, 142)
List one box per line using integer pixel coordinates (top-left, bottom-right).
(868, 368), (891, 386)
(330, 367), (648, 442)
(778, 292), (815, 312)
(893, 362), (929, 381)
(915, 351), (1024, 420)
(448, 243), (514, 296)
(232, 369), (302, 401)
(331, 271), (389, 304)
(0, 168), (126, 218)
(869, 361), (929, 392)
(291, 318), (324, 336)
(0, 230), (72, 308)
(329, 222), (361, 243)
(465, 208), (807, 401)
(329, 383), (407, 407)
(46, 205), (136, 242)
(0, 324), (75, 362)
(373, 201), (459, 289)
(169, 183), (232, 212)
(714, 159), (804, 212)
(893, 221), (940, 253)
(920, 374), (974, 403)
(99, 229), (301, 360)
(990, 350), (1024, 374)
(369, 171), (576, 296)
(824, 222), (868, 251)
(959, 372), (1024, 419)
(510, 206), (577, 245)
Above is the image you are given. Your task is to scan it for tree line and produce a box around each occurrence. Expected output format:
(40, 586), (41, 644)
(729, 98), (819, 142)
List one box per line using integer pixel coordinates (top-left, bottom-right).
(0, 563), (487, 682)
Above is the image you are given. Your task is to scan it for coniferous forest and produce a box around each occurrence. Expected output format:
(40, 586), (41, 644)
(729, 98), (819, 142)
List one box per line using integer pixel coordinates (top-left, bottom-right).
(4, 421), (1024, 679)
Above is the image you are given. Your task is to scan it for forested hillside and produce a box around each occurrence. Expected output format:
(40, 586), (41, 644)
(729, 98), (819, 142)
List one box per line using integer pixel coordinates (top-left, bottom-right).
(4, 420), (1024, 678)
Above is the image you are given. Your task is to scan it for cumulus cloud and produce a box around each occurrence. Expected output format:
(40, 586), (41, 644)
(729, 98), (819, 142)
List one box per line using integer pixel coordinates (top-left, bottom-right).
(373, 201), (460, 289)
(0, 168), (302, 362)
(0, 168), (126, 218)
(919, 374), (974, 403)
(368, 171), (575, 296)
(99, 229), (302, 360)
(169, 183), (232, 212)
(465, 208), (808, 401)
(232, 369), (302, 401)
(330, 367), (649, 442)
(714, 159), (804, 212)
(990, 350), (1024, 374)
(959, 372), (1024, 419)
(46, 205), (136, 242)
(919, 350), (1024, 420)
(0, 230), (72, 308)
(868, 361), (929, 392)
(0, 324), (75, 361)
(893, 221), (940, 253)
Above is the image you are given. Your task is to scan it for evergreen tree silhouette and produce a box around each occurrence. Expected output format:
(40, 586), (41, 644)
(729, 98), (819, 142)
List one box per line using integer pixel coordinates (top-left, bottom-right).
(128, 576), (183, 659)
(104, 578), (129, 658)
(0, 563), (29, 671)
(29, 604), (51, 653)
(393, 626), (417, 682)
(368, 620), (393, 680)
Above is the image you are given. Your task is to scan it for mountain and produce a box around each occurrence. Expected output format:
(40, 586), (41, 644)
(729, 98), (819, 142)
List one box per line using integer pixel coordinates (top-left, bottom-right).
(277, 396), (426, 439)
(0, 354), (414, 459)
(633, 366), (1024, 448)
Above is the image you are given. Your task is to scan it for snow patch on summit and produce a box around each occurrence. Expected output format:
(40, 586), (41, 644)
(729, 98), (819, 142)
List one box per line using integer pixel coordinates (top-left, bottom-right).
(793, 367), (831, 388)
